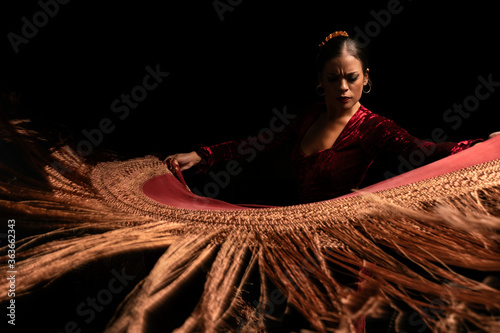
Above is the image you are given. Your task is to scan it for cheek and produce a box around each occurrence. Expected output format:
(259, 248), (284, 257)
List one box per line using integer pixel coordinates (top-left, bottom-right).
(350, 81), (364, 96)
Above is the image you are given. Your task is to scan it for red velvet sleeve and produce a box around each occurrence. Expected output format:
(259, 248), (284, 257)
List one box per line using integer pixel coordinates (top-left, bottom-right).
(359, 112), (483, 160)
(196, 106), (300, 172)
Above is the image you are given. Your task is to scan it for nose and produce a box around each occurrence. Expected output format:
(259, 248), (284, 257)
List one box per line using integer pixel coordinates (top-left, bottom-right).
(339, 79), (348, 92)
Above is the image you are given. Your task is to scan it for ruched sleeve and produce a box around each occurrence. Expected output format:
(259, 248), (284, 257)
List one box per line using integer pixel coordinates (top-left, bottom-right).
(196, 106), (300, 172)
(359, 112), (483, 161)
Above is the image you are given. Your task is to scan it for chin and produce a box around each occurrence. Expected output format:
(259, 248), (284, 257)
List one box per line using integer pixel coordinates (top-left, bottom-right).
(339, 100), (359, 110)
(326, 97), (360, 111)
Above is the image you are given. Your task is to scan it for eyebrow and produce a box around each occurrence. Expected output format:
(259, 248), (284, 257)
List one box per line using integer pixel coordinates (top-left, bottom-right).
(327, 72), (359, 76)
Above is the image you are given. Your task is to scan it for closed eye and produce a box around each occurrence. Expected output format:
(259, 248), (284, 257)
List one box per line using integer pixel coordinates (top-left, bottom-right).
(347, 74), (360, 82)
(327, 73), (360, 83)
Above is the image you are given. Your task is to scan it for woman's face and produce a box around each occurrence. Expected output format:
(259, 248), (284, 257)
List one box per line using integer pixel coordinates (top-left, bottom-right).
(318, 52), (369, 114)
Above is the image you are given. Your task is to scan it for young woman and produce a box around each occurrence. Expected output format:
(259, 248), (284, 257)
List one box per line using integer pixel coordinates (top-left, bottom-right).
(168, 31), (494, 203)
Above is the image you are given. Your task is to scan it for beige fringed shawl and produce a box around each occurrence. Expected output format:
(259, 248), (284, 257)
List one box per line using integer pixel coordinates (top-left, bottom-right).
(1, 129), (500, 332)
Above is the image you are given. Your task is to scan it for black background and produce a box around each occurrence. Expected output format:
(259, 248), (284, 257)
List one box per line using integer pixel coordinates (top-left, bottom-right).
(1, 0), (499, 205)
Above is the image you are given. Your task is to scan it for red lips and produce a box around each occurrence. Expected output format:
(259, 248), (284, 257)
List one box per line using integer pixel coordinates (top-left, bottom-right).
(337, 97), (351, 103)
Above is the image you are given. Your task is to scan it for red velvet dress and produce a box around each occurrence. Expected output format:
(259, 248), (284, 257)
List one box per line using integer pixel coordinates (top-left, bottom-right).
(197, 104), (482, 203)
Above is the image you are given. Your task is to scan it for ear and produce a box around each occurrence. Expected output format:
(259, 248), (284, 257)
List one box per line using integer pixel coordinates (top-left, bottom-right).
(317, 71), (324, 85)
(363, 68), (370, 85)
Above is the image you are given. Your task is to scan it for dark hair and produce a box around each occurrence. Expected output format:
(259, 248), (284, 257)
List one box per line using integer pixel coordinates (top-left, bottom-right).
(315, 34), (369, 74)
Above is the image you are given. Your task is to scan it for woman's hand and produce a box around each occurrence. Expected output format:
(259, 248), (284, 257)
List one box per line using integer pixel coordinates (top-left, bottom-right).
(474, 132), (500, 146)
(489, 132), (500, 139)
(165, 151), (203, 171)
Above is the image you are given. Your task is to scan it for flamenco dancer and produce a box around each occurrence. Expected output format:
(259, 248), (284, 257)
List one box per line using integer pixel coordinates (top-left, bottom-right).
(1, 31), (500, 333)
(168, 31), (498, 203)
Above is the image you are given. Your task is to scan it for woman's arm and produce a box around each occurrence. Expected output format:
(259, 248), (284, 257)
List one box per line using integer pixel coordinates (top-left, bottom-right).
(360, 113), (485, 161)
(167, 106), (301, 172)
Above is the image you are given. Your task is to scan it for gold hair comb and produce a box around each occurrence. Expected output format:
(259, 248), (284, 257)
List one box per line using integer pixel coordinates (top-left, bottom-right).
(318, 31), (349, 48)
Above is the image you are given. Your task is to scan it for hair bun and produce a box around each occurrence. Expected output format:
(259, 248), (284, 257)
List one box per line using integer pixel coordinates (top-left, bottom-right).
(318, 31), (349, 48)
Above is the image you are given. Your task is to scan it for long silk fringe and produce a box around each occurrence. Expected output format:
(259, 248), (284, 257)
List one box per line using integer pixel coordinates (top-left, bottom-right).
(1, 118), (499, 332)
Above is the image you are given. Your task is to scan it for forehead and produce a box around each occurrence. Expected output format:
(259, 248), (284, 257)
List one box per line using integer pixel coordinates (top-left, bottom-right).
(323, 54), (363, 74)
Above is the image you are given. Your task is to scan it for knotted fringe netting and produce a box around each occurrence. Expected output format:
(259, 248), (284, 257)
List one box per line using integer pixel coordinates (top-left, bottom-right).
(1, 117), (500, 332)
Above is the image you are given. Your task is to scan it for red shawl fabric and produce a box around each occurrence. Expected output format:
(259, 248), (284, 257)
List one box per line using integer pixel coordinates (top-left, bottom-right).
(143, 135), (497, 211)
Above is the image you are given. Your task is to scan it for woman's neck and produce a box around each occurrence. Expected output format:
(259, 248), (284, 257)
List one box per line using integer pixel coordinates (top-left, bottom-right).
(325, 101), (360, 122)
